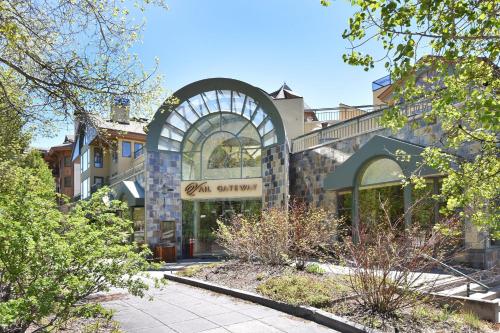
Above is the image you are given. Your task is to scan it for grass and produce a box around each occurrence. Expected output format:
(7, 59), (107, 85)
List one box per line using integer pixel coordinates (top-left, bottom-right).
(177, 263), (220, 277)
(411, 304), (490, 332)
(256, 274), (349, 308)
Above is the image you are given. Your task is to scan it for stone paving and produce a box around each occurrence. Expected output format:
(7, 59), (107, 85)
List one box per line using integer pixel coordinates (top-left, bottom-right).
(102, 276), (338, 333)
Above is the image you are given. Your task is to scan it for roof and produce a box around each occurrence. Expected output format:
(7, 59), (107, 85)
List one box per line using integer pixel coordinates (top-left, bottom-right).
(94, 116), (147, 136)
(269, 83), (302, 99)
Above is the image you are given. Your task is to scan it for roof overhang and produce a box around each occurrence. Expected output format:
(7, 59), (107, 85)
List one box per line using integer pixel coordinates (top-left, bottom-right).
(113, 180), (145, 207)
(324, 135), (438, 191)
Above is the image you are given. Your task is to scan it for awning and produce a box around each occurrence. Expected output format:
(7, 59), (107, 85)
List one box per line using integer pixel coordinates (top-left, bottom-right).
(324, 135), (438, 191)
(113, 180), (145, 207)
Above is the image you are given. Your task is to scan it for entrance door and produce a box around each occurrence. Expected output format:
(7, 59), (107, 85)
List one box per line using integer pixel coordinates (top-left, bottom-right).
(182, 199), (261, 258)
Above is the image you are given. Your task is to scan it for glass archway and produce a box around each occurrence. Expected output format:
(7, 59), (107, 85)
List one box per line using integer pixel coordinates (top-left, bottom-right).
(158, 90), (278, 154)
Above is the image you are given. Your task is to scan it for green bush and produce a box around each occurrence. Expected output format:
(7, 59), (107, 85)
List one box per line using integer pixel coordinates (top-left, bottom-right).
(256, 275), (348, 308)
(0, 152), (156, 332)
(305, 263), (326, 275)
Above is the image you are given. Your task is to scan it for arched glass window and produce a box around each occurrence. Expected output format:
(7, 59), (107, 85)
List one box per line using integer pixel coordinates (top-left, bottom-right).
(158, 90), (277, 153)
(181, 112), (263, 180)
(360, 158), (403, 188)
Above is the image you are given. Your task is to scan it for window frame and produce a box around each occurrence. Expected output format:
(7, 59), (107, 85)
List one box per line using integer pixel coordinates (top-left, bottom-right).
(63, 156), (72, 167)
(63, 176), (72, 188)
(94, 147), (103, 168)
(122, 141), (131, 158)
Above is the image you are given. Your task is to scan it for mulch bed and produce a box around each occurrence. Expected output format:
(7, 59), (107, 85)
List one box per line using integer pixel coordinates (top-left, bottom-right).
(181, 260), (498, 333)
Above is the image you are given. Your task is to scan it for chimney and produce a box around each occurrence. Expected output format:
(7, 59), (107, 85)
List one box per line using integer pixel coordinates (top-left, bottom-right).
(110, 96), (130, 123)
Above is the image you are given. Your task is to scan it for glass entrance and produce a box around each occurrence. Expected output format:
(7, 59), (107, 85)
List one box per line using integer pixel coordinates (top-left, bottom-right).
(182, 199), (261, 258)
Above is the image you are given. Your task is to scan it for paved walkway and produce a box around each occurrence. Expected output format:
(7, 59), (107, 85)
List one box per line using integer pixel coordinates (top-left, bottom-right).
(102, 275), (338, 333)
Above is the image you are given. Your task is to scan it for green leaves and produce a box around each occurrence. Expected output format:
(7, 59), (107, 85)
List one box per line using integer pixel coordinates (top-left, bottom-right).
(327, 0), (500, 239)
(0, 150), (156, 332)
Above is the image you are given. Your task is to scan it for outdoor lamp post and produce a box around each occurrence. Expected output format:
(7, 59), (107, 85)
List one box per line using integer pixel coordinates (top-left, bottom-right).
(161, 184), (174, 206)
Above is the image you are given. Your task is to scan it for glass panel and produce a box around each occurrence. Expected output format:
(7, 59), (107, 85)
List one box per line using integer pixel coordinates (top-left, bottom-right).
(221, 113), (246, 134)
(182, 151), (201, 180)
(242, 146), (261, 178)
(161, 124), (184, 141)
(360, 158), (403, 188)
(251, 107), (266, 127)
(202, 91), (219, 113)
(242, 97), (258, 119)
(158, 137), (181, 151)
(359, 185), (404, 230)
(202, 132), (241, 179)
(232, 91), (245, 114)
(122, 141), (131, 157)
(188, 95), (209, 117)
(168, 112), (190, 131)
(258, 117), (274, 136)
(176, 102), (199, 124)
(217, 90), (232, 111)
(263, 130), (277, 147)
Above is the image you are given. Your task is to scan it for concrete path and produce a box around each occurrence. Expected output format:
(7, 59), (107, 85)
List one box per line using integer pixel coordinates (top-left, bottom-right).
(102, 277), (338, 333)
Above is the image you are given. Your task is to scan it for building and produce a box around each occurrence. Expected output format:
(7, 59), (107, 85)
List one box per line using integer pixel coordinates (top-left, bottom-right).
(43, 135), (78, 201)
(46, 76), (497, 268)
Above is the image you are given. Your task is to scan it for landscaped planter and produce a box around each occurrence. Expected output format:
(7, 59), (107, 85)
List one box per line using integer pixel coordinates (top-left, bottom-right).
(164, 272), (381, 333)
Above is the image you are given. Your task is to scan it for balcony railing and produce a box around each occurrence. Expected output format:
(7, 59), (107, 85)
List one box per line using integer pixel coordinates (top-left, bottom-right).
(109, 160), (145, 187)
(306, 105), (386, 123)
(293, 100), (431, 153)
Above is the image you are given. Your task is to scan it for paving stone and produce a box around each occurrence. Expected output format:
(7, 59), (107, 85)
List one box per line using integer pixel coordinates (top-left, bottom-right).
(224, 320), (282, 333)
(112, 309), (164, 331)
(130, 325), (176, 333)
(167, 317), (220, 333)
(204, 312), (253, 326)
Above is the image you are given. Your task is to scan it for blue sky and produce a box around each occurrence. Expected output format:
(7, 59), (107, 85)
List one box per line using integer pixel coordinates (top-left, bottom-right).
(33, 0), (388, 148)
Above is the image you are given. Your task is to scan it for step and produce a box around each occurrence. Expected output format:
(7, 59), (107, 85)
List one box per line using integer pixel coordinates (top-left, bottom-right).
(438, 283), (486, 297)
(468, 291), (498, 300)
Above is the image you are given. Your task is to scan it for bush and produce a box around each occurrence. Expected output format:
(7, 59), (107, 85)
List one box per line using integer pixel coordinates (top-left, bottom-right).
(257, 275), (348, 308)
(0, 153), (156, 332)
(305, 263), (326, 275)
(215, 202), (340, 266)
(340, 201), (462, 315)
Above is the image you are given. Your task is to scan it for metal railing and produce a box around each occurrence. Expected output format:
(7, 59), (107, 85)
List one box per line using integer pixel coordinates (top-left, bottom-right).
(424, 255), (489, 297)
(293, 100), (431, 153)
(109, 160), (145, 187)
(306, 105), (385, 122)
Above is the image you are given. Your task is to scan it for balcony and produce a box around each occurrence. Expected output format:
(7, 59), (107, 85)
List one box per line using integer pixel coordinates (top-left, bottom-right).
(293, 100), (431, 153)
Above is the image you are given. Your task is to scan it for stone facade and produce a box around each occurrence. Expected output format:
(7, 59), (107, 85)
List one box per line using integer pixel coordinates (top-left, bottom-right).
(262, 143), (289, 209)
(144, 150), (182, 253)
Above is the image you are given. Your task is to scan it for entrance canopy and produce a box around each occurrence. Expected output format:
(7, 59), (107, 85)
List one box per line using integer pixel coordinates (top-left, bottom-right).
(324, 135), (437, 191)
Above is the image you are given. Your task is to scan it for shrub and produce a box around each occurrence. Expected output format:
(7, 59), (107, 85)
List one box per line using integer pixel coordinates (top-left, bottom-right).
(215, 202), (340, 266)
(339, 201), (462, 316)
(257, 275), (348, 308)
(0, 154), (156, 332)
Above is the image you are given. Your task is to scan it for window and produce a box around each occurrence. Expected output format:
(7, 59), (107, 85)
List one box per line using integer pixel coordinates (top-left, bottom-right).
(63, 176), (72, 187)
(122, 141), (131, 157)
(94, 176), (104, 186)
(64, 156), (71, 167)
(81, 150), (89, 172)
(134, 143), (143, 159)
(81, 178), (89, 199)
(182, 113), (262, 180)
(112, 148), (118, 163)
(94, 148), (103, 168)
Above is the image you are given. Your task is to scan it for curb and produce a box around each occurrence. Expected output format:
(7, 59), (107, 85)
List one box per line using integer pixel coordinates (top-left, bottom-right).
(164, 273), (381, 333)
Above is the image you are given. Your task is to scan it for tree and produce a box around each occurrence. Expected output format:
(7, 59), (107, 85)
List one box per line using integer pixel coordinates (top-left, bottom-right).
(0, 153), (155, 332)
(0, 0), (166, 131)
(322, 0), (499, 238)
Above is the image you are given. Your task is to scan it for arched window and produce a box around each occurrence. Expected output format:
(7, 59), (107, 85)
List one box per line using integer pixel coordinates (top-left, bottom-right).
(360, 158), (403, 189)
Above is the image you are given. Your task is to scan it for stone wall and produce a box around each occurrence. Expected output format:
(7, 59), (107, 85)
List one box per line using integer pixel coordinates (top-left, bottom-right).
(262, 143), (289, 209)
(144, 150), (182, 254)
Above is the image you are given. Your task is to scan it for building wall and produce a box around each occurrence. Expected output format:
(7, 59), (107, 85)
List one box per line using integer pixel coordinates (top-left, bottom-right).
(262, 143), (289, 209)
(272, 98), (304, 140)
(289, 116), (498, 268)
(144, 150), (182, 252)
